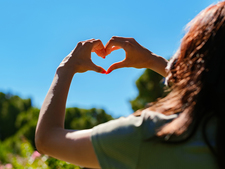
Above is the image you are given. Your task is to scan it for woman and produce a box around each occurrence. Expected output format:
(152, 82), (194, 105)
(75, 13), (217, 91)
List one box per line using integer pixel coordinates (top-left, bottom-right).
(35, 1), (225, 169)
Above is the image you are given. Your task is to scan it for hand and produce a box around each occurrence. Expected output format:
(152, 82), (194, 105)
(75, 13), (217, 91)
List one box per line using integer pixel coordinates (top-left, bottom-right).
(58, 39), (106, 74)
(105, 36), (153, 74)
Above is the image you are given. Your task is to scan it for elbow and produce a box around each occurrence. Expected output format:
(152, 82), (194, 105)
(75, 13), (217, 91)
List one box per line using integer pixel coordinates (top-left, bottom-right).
(35, 133), (46, 155)
(35, 127), (61, 155)
(35, 129), (50, 155)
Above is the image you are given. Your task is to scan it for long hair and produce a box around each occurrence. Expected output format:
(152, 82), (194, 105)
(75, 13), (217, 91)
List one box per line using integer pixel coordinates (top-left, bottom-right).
(145, 2), (225, 168)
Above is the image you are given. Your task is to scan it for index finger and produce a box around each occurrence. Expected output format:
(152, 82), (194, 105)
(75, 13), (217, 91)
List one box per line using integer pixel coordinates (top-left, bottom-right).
(91, 39), (106, 58)
(105, 37), (127, 55)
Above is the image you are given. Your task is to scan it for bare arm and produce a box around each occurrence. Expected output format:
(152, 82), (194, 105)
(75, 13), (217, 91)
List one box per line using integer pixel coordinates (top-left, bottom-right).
(35, 37), (168, 168)
(105, 36), (168, 77)
(35, 39), (106, 168)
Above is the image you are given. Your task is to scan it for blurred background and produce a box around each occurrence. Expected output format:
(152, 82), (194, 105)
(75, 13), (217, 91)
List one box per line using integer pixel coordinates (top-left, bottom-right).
(0, 0), (217, 168)
(0, 0), (216, 117)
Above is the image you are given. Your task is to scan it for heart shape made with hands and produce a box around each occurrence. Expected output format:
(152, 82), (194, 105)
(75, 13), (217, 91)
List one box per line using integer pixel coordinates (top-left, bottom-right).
(92, 48), (125, 74)
(82, 37), (147, 74)
(91, 41), (124, 74)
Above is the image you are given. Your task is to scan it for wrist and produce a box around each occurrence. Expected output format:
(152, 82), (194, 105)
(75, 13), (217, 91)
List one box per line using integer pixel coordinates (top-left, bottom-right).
(147, 53), (168, 77)
(56, 65), (77, 79)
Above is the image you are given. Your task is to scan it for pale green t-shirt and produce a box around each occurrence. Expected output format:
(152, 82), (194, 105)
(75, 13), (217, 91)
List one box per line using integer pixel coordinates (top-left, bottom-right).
(91, 110), (217, 169)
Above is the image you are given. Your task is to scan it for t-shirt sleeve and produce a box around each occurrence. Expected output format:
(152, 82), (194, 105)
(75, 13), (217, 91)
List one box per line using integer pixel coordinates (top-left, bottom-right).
(91, 111), (177, 169)
(91, 114), (144, 169)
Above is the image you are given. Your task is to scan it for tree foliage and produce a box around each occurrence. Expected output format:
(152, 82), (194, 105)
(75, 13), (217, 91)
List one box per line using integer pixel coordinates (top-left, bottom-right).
(65, 107), (113, 130)
(0, 91), (113, 168)
(130, 69), (166, 112)
(0, 92), (32, 141)
(0, 68), (166, 168)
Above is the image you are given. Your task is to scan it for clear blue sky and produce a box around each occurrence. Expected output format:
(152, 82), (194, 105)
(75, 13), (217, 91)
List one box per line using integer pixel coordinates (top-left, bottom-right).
(0, 0), (217, 117)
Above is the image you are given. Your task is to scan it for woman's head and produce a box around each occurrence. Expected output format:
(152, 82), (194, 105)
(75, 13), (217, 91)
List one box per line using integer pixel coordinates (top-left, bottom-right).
(149, 1), (225, 135)
(168, 1), (225, 90)
(146, 2), (225, 168)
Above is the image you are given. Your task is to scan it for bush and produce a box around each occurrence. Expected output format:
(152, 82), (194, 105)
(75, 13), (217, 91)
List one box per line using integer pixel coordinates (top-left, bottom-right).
(0, 138), (82, 169)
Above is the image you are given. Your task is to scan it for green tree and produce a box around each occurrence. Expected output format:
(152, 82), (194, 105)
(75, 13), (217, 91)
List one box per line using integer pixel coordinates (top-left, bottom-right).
(0, 92), (32, 140)
(130, 69), (165, 112)
(0, 91), (113, 150)
(0, 91), (113, 168)
(65, 107), (113, 130)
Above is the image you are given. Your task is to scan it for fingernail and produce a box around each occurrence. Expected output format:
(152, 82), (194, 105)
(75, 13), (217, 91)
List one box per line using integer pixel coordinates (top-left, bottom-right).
(101, 70), (107, 74)
(106, 70), (112, 74)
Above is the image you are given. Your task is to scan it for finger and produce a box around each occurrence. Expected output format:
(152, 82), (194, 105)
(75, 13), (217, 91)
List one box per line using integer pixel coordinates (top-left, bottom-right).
(89, 62), (106, 74)
(92, 65), (107, 74)
(106, 60), (128, 74)
(105, 37), (126, 55)
(91, 39), (106, 58)
(105, 41), (123, 55)
(106, 46), (122, 56)
(111, 46), (122, 51)
(105, 37), (133, 55)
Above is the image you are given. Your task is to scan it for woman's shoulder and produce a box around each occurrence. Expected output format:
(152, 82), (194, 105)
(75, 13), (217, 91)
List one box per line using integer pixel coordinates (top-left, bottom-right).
(141, 109), (178, 129)
(92, 109), (179, 142)
(135, 110), (178, 139)
(141, 109), (178, 121)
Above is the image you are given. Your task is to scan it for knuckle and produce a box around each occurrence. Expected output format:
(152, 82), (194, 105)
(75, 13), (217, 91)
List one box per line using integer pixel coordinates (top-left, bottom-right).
(94, 39), (102, 46)
(95, 39), (101, 42)
(127, 37), (136, 42)
(84, 41), (92, 47)
(130, 38), (136, 42)
(77, 41), (83, 46)
(111, 36), (119, 40)
(124, 41), (133, 50)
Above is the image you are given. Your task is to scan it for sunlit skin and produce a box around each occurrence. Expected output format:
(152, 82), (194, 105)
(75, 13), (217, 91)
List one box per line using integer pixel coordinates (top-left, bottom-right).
(91, 39), (106, 59)
(105, 37), (168, 76)
(35, 37), (168, 168)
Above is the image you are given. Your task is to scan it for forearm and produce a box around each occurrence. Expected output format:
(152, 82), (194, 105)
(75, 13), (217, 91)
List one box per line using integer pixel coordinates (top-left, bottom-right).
(34, 40), (106, 168)
(35, 68), (74, 144)
(148, 53), (168, 77)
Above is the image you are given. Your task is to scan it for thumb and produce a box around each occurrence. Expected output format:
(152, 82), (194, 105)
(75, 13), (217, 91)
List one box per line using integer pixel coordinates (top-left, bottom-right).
(105, 46), (122, 56)
(90, 63), (106, 74)
(106, 60), (127, 74)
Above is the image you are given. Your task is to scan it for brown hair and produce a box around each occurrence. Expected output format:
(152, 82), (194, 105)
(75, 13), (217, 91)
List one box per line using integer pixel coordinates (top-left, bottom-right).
(145, 1), (225, 168)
